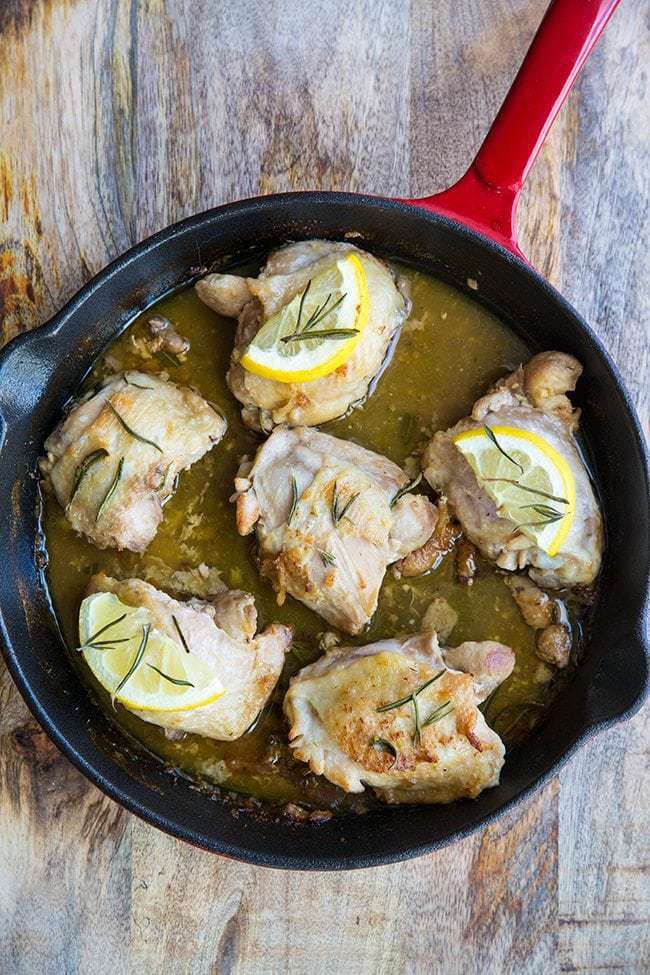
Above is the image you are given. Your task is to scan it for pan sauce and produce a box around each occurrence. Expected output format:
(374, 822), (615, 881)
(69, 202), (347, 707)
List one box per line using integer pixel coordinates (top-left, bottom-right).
(42, 261), (589, 813)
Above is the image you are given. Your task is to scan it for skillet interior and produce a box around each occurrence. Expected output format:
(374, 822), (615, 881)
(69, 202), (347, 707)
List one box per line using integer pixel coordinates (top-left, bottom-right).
(0, 192), (647, 870)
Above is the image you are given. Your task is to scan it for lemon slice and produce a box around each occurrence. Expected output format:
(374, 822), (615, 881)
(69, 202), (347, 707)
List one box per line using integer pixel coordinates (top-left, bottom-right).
(454, 425), (576, 556)
(78, 592), (225, 712)
(240, 252), (370, 383)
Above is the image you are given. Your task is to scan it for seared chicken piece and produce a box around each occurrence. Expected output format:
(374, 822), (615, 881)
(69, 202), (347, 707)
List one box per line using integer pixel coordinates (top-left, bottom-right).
(505, 574), (571, 668)
(422, 352), (603, 588)
(393, 497), (461, 577)
(233, 427), (438, 634)
(88, 574), (291, 740)
(146, 315), (190, 357)
(40, 372), (225, 553)
(284, 631), (514, 803)
(196, 240), (409, 430)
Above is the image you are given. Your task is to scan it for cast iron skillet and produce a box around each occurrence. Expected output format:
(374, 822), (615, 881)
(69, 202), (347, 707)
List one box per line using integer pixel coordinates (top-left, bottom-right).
(0, 0), (647, 869)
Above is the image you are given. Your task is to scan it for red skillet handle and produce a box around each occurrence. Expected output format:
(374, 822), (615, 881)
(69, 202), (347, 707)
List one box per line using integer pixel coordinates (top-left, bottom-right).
(403, 0), (621, 259)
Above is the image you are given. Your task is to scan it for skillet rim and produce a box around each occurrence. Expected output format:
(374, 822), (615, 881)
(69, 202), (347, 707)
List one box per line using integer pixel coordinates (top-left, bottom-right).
(0, 190), (648, 870)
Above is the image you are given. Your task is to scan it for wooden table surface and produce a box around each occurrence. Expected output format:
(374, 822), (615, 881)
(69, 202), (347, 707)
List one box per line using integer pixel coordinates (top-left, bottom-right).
(1, 1), (648, 972)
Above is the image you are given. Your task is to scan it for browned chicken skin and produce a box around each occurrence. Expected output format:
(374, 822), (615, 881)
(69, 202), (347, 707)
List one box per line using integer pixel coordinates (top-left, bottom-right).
(284, 630), (514, 803)
(40, 372), (225, 552)
(232, 426), (439, 635)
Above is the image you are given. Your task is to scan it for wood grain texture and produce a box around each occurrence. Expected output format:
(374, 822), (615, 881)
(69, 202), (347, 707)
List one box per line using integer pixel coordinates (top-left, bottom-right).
(0, 1), (648, 973)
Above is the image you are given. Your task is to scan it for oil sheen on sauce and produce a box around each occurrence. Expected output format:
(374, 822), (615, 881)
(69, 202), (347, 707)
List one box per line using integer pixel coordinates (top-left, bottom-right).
(42, 263), (581, 813)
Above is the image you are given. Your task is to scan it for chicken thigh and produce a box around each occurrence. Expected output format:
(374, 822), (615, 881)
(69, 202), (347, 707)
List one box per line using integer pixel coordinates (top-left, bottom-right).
(422, 352), (603, 588)
(232, 427), (438, 634)
(40, 371), (226, 552)
(195, 240), (409, 430)
(284, 630), (514, 803)
(87, 574), (291, 740)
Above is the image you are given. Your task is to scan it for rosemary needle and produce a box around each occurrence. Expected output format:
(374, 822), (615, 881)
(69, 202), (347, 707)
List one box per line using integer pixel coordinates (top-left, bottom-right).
(482, 478), (569, 505)
(112, 623), (151, 704)
(146, 663), (194, 687)
(390, 473), (423, 509)
(318, 549), (336, 567)
(106, 400), (163, 453)
(483, 425), (524, 475)
(69, 448), (109, 507)
(96, 457), (124, 522)
(172, 615), (191, 653)
(82, 613), (127, 645)
(331, 485), (359, 525)
(376, 672), (446, 746)
(421, 701), (455, 728)
(287, 476), (299, 525)
(281, 328), (359, 344)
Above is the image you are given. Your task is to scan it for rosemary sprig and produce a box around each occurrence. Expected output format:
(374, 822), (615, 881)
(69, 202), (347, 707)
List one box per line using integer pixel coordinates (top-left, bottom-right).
(81, 613), (127, 645)
(370, 737), (398, 769)
(155, 349), (181, 369)
(124, 376), (155, 390)
(331, 483), (359, 525)
(483, 478), (569, 505)
(520, 502), (564, 519)
(96, 457), (124, 522)
(390, 472), (423, 509)
(304, 292), (346, 331)
(79, 637), (133, 651)
(422, 700), (455, 728)
(281, 327), (359, 344)
(146, 663), (194, 687)
(516, 502), (566, 528)
(278, 283), (349, 344)
(112, 623), (151, 703)
(376, 672), (445, 745)
(106, 400), (163, 453)
(287, 476), (299, 526)
(483, 425), (524, 475)
(318, 549), (336, 567)
(69, 448), (109, 507)
(172, 614), (191, 653)
(294, 279), (311, 332)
